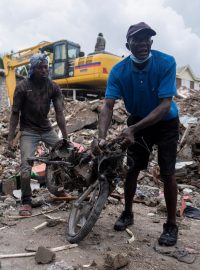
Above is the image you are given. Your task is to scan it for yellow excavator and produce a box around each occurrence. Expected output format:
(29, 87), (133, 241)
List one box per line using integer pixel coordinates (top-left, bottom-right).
(3, 40), (122, 105)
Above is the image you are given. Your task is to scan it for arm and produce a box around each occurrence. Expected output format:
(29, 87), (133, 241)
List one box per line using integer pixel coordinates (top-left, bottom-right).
(98, 68), (121, 139)
(8, 111), (19, 149)
(52, 84), (68, 139)
(131, 97), (172, 133)
(92, 68), (120, 154)
(55, 110), (68, 139)
(7, 82), (25, 147)
(120, 98), (172, 144)
(91, 99), (115, 155)
(98, 99), (115, 139)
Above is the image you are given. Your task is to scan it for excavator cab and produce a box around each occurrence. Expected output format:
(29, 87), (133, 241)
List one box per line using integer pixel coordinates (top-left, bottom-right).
(41, 40), (81, 79)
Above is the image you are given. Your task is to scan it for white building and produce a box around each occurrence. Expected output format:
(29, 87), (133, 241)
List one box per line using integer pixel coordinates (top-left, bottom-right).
(176, 65), (200, 91)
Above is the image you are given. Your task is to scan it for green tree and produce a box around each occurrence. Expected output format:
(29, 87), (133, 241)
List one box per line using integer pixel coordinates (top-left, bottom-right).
(0, 56), (4, 69)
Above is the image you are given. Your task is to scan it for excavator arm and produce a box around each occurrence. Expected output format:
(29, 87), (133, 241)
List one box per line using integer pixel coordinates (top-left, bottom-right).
(3, 41), (51, 105)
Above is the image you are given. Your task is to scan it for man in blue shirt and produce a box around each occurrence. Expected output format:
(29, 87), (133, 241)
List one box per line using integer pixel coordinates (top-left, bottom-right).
(92, 22), (179, 246)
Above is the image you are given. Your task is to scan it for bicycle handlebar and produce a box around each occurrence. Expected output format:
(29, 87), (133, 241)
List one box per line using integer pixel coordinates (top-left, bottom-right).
(27, 157), (72, 166)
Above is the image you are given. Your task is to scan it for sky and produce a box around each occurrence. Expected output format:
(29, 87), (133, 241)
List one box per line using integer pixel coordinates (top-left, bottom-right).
(1, 0), (200, 76)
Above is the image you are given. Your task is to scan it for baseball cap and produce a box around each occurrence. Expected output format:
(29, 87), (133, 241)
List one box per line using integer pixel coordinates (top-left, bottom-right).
(126, 22), (156, 40)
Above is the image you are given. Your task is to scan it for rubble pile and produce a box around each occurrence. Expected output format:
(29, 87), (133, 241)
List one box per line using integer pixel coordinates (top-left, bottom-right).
(0, 93), (200, 268)
(49, 98), (127, 147)
(174, 91), (200, 188)
(175, 89), (200, 116)
(0, 93), (200, 215)
(0, 108), (21, 185)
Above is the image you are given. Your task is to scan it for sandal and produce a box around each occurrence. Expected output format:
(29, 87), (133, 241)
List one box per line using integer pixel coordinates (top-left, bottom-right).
(19, 204), (32, 216)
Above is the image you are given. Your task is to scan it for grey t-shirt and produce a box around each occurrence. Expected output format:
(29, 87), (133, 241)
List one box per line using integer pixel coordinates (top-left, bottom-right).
(12, 78), (64, 132)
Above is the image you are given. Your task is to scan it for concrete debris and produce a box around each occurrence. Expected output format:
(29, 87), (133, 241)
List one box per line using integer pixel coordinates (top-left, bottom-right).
(66, 108), (97, 134)
(157, 199), (167, 213)
(47, 261), (74, 270)
(0, 202), (7, 211)
(35, 246), (56, 264)
(108, 196), (119, 205)
(0, 218), (17, 227)
(4, 195), (16, 207)
(25, 240), (39, 252)
(1, 177), (19, 195)
(104, 252), (130, 269)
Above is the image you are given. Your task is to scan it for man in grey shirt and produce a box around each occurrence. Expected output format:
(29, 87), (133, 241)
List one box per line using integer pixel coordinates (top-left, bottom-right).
(8, 53), (68, 216)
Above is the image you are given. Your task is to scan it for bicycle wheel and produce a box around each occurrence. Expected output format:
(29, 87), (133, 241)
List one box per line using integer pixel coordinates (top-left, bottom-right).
(67, 178), (109, 243)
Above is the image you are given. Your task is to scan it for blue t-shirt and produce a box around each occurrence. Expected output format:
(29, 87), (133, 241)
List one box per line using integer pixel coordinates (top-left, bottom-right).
(105, 50), (178, 120)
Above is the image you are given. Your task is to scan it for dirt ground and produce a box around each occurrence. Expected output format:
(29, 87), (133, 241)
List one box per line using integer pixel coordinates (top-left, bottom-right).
(0, 201), (199, 270)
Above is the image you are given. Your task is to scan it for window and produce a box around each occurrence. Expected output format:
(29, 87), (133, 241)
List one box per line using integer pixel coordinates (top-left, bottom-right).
(53, 62), (65, 76)
(190, 81), (194, 89)
(182, 79), (190, 88)
(54, 44), (67, 60)
(68, 44), (79, 59)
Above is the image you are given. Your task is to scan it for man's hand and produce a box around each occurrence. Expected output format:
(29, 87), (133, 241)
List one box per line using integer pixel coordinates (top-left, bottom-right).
(118, 127), (135, 147)
(91, 138), (106, 156)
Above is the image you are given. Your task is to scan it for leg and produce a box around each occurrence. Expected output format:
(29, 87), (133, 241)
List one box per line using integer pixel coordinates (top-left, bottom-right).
(114, 116), (153, 231)
(114, 169), (140, 231)
(41, 129), (59, 148)
(157, 118), (179, 246)
(162, 174), (177, 225)
(124, 170), (140, 213)
(20, 131), (41, 206)
(157, 174), (178, 246)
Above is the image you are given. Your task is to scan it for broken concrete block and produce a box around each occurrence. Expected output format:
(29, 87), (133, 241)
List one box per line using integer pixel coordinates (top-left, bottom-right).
(183, 188), (193, 195)
(2, 178), (17, 195)
(90, 102), (101, 112)
(67, 109), (97, 133)
(4, 196), (16, 207)
(35, 246), (56, 264)
(178, 184), (196, 191)
(0, 202), (8, 211)
(112, 111), (126, 123)
(104, 252), (129, 269)
(157, 199), (167, 213)
(25, 240), (38, 252)
(108, 196), (119, 205)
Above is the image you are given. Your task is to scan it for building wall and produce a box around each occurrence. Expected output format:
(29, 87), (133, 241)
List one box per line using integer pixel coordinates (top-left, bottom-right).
(194, 81), (200, 90)
(178, 70), (193, 81)
(177, 69), (200, 91)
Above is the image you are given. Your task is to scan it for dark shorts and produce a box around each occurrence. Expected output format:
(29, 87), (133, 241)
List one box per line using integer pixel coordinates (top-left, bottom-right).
(127, 116), (179, 175)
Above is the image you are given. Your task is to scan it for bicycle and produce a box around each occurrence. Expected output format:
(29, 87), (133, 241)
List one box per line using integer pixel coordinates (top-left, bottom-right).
(28, 139), (90, 197)
(67, 140), (128, 243)
(28, 139), (129, 244)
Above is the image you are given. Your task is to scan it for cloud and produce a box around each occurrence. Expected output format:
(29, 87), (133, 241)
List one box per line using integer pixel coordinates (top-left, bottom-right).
(0, 0), (200, 76)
